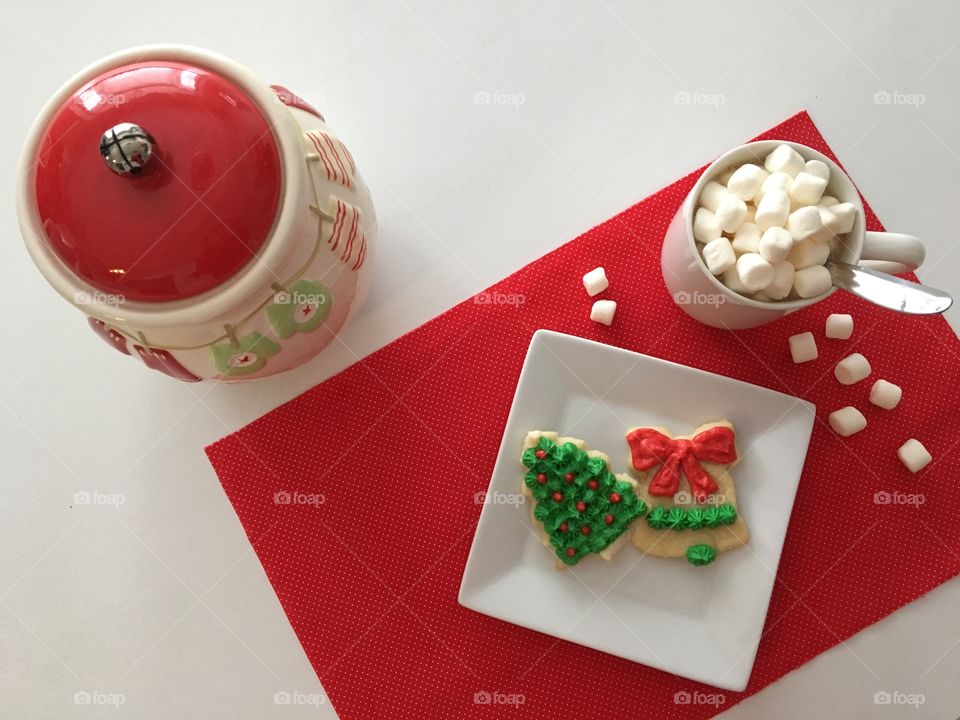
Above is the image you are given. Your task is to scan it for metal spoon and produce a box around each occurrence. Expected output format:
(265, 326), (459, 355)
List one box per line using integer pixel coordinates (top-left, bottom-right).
(827, 260), (953, 315)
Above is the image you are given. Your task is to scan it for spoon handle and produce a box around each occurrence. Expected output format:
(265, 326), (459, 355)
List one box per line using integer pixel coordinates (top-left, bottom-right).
(827, 261), (953, 315)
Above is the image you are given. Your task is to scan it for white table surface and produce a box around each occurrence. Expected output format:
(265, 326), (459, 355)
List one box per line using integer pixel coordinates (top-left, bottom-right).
(2, 1), (959, 717)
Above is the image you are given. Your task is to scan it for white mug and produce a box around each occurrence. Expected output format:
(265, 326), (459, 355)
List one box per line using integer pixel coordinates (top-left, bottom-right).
(661, 140), (925, 329)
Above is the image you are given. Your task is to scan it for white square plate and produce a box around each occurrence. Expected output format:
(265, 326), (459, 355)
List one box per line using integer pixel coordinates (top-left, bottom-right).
(458, 330), (815, 691)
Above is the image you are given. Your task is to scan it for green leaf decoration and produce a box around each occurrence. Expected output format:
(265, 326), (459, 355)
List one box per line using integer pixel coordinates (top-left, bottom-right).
(685, 544), (717, 566)
(685, 508), (707, 530)
(209, 332), (281, 376)
(703, 507), (721, 528)
(266, 279), (333, 339)
(717, 504), (738, 525)
(647, 505), (670, 530)
(666, 507), (687, 532)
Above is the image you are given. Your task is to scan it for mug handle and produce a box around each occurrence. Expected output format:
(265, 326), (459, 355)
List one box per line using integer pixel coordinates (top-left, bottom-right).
(859, 232), (925, 275)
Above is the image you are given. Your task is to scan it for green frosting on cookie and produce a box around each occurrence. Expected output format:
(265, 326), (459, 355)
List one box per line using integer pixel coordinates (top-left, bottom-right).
(686, 544), (717, 566)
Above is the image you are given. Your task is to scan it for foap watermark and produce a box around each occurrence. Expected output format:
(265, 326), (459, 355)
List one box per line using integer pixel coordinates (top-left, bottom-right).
(874, 490), (925, 507)
(673, 491), (727, 506)
(74, 690), (126, 708)
(274, 490), (325, 507)
(74, 290), (125, 307)
(272, 290), (328, 307)
(473, 690), (525, 707)
(474, 490), (524, 507)
(273, 690), (326, 707)
(473, 90), (526, 108)
(673, 690), (726, 708)
(673, 290), (726, 308)
(73, 491), (125, 509)
(873, 90), (925, 108)
(473, 291), (526, 307)
(673, 90), (725, 108)
(873, 690), (925, 708)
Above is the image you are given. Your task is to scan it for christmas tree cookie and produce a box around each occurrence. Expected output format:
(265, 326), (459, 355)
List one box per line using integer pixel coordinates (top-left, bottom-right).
(625, 420), (748, 566)
(522, 431), (647, 569)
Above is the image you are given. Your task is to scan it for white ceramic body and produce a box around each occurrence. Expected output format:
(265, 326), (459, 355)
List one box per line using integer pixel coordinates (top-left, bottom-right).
(661, 140), (925, 329)
(16, 45), (376, 381)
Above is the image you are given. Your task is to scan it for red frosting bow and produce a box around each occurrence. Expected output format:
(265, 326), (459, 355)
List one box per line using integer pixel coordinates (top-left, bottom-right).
(626, 425), (737, 499)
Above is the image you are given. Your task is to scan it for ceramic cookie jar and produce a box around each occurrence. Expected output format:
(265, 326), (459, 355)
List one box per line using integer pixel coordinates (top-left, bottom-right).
(16, 45), (376, 382)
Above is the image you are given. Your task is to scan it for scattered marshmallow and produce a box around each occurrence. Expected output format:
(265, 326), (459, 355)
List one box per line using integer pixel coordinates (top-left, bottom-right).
(732, 222), (761, 254)
(870, 379), (902, 410)
(764, 144), (805, 177)
(824, 202), (856, 235)
(804, 160), (830, 182)
(702, 237), (737, 275)
(787, 238), (830, 269)
(756, 190), (790, 230)
(829, 406), (867, 437)
(789, 332), (818, 363)
(582, 267), (609, 296)
(787, 206), (824, 241)
(726, 163), (769, 201)
(825, 313), (853, 339)
(765, 261), (795, 300)
(898, 439), (932, 473)
(699, 181), (730, 213)
(736, 252), (775, 292)
(789, 172), (828, 207)
(834, 352), (871, 385)
(715, 194), (748, 233)
(590, 299), (616, 326)
(759, 227), (794, 263)
(694, 208), (722, 243)
(793, 265), (832, 298)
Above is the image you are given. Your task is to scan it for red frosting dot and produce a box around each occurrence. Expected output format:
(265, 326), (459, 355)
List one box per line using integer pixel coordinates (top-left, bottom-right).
(609, 492), (622, 504)
(581, 526), (591, 535)
(604, 514), (614, 524)
(559, 522), (569, 532)
(551, 491), (564, 502)
(576, 501), (587, 512)
(535, 449), (546, 459)
(536, 473), (547, 484)
(566, 548), (576, 557)
(564, 473), (575, 484)
(587, 479), (598, 490)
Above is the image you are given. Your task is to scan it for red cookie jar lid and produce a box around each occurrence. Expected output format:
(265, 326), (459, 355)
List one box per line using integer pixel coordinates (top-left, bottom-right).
(30, 53), (283, 303)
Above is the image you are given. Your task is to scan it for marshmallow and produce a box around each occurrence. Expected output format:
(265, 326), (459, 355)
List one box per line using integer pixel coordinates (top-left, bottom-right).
(764, 144), (805, 177)
(789, 172), (828, 206)
(789, 332), (818, 363)
(718, 168), (735, 185)
(829, 406), (867, 437)
(715, 194), (748, 233)
(825, 313), (853, 339)
(898, 439), (932, 473)
(726, 163), (769, 201)
(756, 190), (790, 230)
(804, 159), (830, 182)
(787, 238), (830, 270)
(759, 226), (794, 263)
(721, 266), (749, 294)
(582, 267), (609, 296)
(699, 181), (730, 213)
(870, 379), (902, 409)
(819, 195), (838, 207)
(755, 172), (793, 204)
(812, 206), (838, 243)
(766, 261), (795, 300)
(590, 299), (616, 326)
(787, 206), (824, 241)
(693, 208), (722, 243)
(702, 237), (737, 275)
(732, 222), (761, 254)
(834, 352), (871, 385)
(736, 252), (775, 292)
(793, 265), (833, 298)
(824, 202), (857, 235)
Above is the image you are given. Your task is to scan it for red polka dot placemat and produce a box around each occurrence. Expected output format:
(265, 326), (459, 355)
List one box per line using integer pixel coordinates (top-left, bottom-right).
(206, 111), (960, 719)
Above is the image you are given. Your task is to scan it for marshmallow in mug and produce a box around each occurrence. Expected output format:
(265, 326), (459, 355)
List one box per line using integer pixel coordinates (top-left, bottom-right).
(694, 144), (861, 303)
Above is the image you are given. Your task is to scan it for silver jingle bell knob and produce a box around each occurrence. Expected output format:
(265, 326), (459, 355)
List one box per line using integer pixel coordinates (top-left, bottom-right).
(99, 122), (154, 175)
